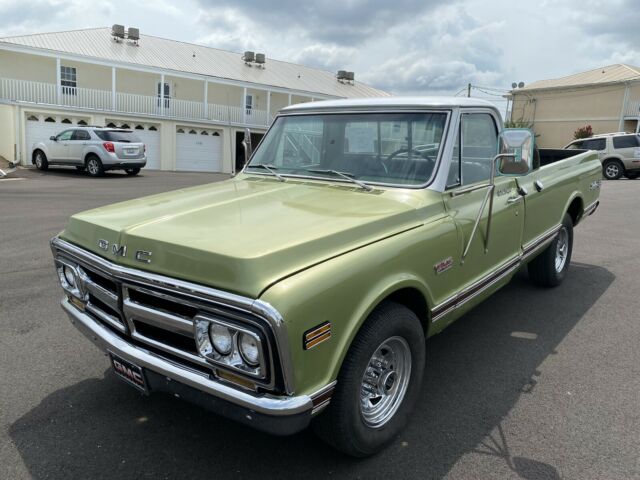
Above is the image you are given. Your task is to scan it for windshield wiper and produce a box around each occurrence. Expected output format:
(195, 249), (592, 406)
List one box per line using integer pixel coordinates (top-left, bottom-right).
(305, 169), (373, 191)
(246, 163), (285, 182)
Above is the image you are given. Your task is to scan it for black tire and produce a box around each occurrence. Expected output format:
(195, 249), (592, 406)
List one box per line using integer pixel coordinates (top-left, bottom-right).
(626, 171), (639, 180)
(528, 213), (573, 287)
(75, 166), (85, 172)
(85, 155), (104, 177)
(34, 150), (48, 171)
(125, 167), (141, 176)
(312, 302), (426, 457)
(602, 159), (624, 180)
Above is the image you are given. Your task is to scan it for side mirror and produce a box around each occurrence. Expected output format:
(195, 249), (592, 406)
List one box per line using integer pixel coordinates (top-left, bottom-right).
(50, 136), (57, 141)
(496, 128), (534, 175)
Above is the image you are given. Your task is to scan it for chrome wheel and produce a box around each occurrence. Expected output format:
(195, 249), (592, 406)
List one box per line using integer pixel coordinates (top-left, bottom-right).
(87, 159), (99, 175)
(360, 336), (411, 428)
(605, 163), (620, 179)
(555, 227), (569, 272)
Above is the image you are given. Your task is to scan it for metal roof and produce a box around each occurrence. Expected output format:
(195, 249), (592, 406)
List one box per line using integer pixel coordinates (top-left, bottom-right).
(518, 64), (640, 92)
(0, 27), (389, 99)
(282, 96), (497, 111)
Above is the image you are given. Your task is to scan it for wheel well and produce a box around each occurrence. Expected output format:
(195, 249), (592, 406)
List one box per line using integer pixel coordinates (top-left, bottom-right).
(603, 157), (624, 167)
(385, 287), (429, 331)
(567, 197), (583, 225)
(84, 153), (99, 164)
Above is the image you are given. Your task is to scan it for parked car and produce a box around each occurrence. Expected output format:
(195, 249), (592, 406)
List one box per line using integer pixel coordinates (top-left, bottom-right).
(32, 127), (146, 176)
(564, 132), (640, 180)
(50, 98), (601, 457)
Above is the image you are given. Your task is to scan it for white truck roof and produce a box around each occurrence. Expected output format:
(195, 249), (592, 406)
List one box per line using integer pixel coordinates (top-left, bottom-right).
(281, 96), (498, 112)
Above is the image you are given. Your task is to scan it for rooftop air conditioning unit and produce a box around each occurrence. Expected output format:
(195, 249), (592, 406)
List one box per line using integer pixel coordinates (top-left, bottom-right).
(243, 51), (255, 63)
(345, 71), (355, 82)
(112, 24), (125, 40)
(127, 27), (140, 43)
(337, 70), (347, 80)
(255, 53), (266, 66)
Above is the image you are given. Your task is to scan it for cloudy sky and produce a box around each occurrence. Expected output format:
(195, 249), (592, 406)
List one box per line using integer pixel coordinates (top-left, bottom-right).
(1, 0), (638, 105)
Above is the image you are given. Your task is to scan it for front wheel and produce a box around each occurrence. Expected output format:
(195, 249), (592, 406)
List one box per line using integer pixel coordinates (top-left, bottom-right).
(125, 167), (141, 176)
(85, 156), (104, 177)
(603, 159), (623, 180)
(528, 213), (573, 287)
(34, 150), (48, 171)
(312, 302), (426, 457)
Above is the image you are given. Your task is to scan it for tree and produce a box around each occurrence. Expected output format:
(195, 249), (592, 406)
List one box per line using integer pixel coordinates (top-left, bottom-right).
(573, 125), (593, 140)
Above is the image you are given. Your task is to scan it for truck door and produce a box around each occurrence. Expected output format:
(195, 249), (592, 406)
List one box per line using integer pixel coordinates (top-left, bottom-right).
(443, 113), (525, 303)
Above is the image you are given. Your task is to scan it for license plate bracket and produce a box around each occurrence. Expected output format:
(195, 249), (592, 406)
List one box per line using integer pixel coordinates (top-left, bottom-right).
(109, 352), (149, 394)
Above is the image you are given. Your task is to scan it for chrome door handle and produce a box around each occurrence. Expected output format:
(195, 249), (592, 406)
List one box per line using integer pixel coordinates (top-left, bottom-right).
(507, 196), (523, 204)
(535, 180), (544, 192)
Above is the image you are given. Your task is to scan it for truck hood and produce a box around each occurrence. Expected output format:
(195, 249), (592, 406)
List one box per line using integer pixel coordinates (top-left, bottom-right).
(61, 176), (428, 298)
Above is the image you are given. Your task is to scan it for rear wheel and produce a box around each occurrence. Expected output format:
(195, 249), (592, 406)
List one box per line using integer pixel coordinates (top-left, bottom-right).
(125, 167), (141, 176)
(34, 150), (48, 171)
(602, 159), (623, 180)
(312, 302), (426, 457)
(528, 213), (573, 287)
(85, 156), (104, 177)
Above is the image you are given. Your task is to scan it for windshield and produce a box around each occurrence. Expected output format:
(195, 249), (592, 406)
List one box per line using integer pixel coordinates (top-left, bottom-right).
(246, 112), (448, 187)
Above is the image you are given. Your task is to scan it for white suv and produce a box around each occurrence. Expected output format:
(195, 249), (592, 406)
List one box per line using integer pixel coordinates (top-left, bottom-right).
(564, 132), (640, 180)
(31, 127), (146, 177)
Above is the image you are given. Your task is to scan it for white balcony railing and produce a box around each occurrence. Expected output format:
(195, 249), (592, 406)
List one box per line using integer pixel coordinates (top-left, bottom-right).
(0, 77), (272, 126)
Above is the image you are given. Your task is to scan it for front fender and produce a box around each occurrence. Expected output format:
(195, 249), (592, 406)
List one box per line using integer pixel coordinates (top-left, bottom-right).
(260, 217), (458, 396)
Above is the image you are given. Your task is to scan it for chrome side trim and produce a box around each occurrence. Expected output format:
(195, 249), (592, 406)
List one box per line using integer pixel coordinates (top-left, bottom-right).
(431, 224), (562, 322)
(310, 380), (337, 415)
(583, 200), (599, 218)
(61, 297), (312, 416)
(51, 237), (296, 395)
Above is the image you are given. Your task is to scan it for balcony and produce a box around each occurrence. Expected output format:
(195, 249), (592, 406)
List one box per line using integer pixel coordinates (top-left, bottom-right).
(0, 77), (272, 127)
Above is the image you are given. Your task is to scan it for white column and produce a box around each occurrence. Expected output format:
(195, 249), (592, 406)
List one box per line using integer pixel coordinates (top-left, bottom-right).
(203, 79), (208, 119)
(160, 73), (165, 116)
(55, 57), (61, 104)
(619, 82), (630, 131)
(243, 86), (247, 124)
(288, 93), (292, 105)
(111, 67), (116, 111)
(266, 90), (271, 121)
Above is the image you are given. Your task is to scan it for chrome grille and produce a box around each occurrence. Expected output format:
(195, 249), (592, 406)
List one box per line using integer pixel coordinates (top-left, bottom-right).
(52, 238), (287, 393)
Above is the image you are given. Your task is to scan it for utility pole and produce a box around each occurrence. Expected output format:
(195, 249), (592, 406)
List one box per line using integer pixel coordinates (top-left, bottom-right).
(467, 83), (471, 98)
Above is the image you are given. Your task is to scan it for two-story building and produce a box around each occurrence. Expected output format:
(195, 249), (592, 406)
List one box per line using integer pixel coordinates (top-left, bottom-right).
(0, 26), (387, 173)
(508, 64), (640, 147)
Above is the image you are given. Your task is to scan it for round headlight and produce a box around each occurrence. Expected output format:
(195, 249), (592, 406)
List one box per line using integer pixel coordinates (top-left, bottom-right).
(239, 332), (260, 366)
(63, 266), (76, 287)
(209, 324), (233, 356)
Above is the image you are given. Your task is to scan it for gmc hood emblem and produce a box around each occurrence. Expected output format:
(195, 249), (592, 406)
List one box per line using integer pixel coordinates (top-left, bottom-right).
(98, 239), (152, 263)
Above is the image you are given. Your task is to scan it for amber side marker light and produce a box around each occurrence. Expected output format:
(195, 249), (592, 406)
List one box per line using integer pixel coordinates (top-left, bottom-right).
(303, 322), (332, 350)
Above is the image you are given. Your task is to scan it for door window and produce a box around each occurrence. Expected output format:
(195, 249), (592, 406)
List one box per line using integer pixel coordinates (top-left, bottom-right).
(447, 113), (498, 187)
(612, 135), (639, 149)
(57, 130), (73, 141)
(157, 82), (171, 108)
(581, 138), (606, 151)
(71, 130), (90, 141)
(245, 94), (253, 115)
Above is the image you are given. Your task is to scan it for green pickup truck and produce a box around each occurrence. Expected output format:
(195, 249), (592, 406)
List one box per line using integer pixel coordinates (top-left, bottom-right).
(51, 98), (601, 456)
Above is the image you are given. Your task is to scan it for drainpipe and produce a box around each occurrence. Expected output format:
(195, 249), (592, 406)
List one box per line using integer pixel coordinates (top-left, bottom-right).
(203, 79), (208, 119)
(111, 67), (116, 111)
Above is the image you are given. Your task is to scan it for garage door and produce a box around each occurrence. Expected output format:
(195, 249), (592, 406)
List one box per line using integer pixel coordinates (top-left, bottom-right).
(133, 125), (160, 170)
(24, 115), (79, 162)
(176, 128), (223, 172)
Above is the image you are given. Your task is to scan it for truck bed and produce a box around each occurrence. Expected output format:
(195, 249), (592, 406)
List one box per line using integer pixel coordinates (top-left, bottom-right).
(538, 148), (588, 167)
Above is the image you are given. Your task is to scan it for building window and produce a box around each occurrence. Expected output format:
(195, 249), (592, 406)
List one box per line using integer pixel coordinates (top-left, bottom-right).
(27, 115), (39, 121)
(60, 66), (77, 95)
(245, 94), (253, 115)
(135, 125), (144, 130)
(120, 124), (130, 129)
(177, 128), (185, 133)
(188, 129), (197, 134)
(157, 82), (171, 108)
(106, 122), (117, 128)
(201, 131), (209, 135)
(77, 120), (88, 126)
(44, 117), (55, 123)
(148, 125), (158, 131)
(61, 118), (72, 124)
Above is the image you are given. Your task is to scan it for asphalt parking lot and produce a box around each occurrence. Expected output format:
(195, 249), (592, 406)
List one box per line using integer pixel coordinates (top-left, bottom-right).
(1, 167), (639, 479)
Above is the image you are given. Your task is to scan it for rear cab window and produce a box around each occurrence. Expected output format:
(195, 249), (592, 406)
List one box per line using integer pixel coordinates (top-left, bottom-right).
(94, 130), (141, 143)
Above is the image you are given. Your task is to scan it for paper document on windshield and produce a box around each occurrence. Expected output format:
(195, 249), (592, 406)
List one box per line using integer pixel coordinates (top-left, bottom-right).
(346, 125), (376, 153)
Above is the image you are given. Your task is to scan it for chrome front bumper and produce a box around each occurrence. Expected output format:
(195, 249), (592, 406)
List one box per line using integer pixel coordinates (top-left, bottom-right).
(62, 297), (325, 435)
